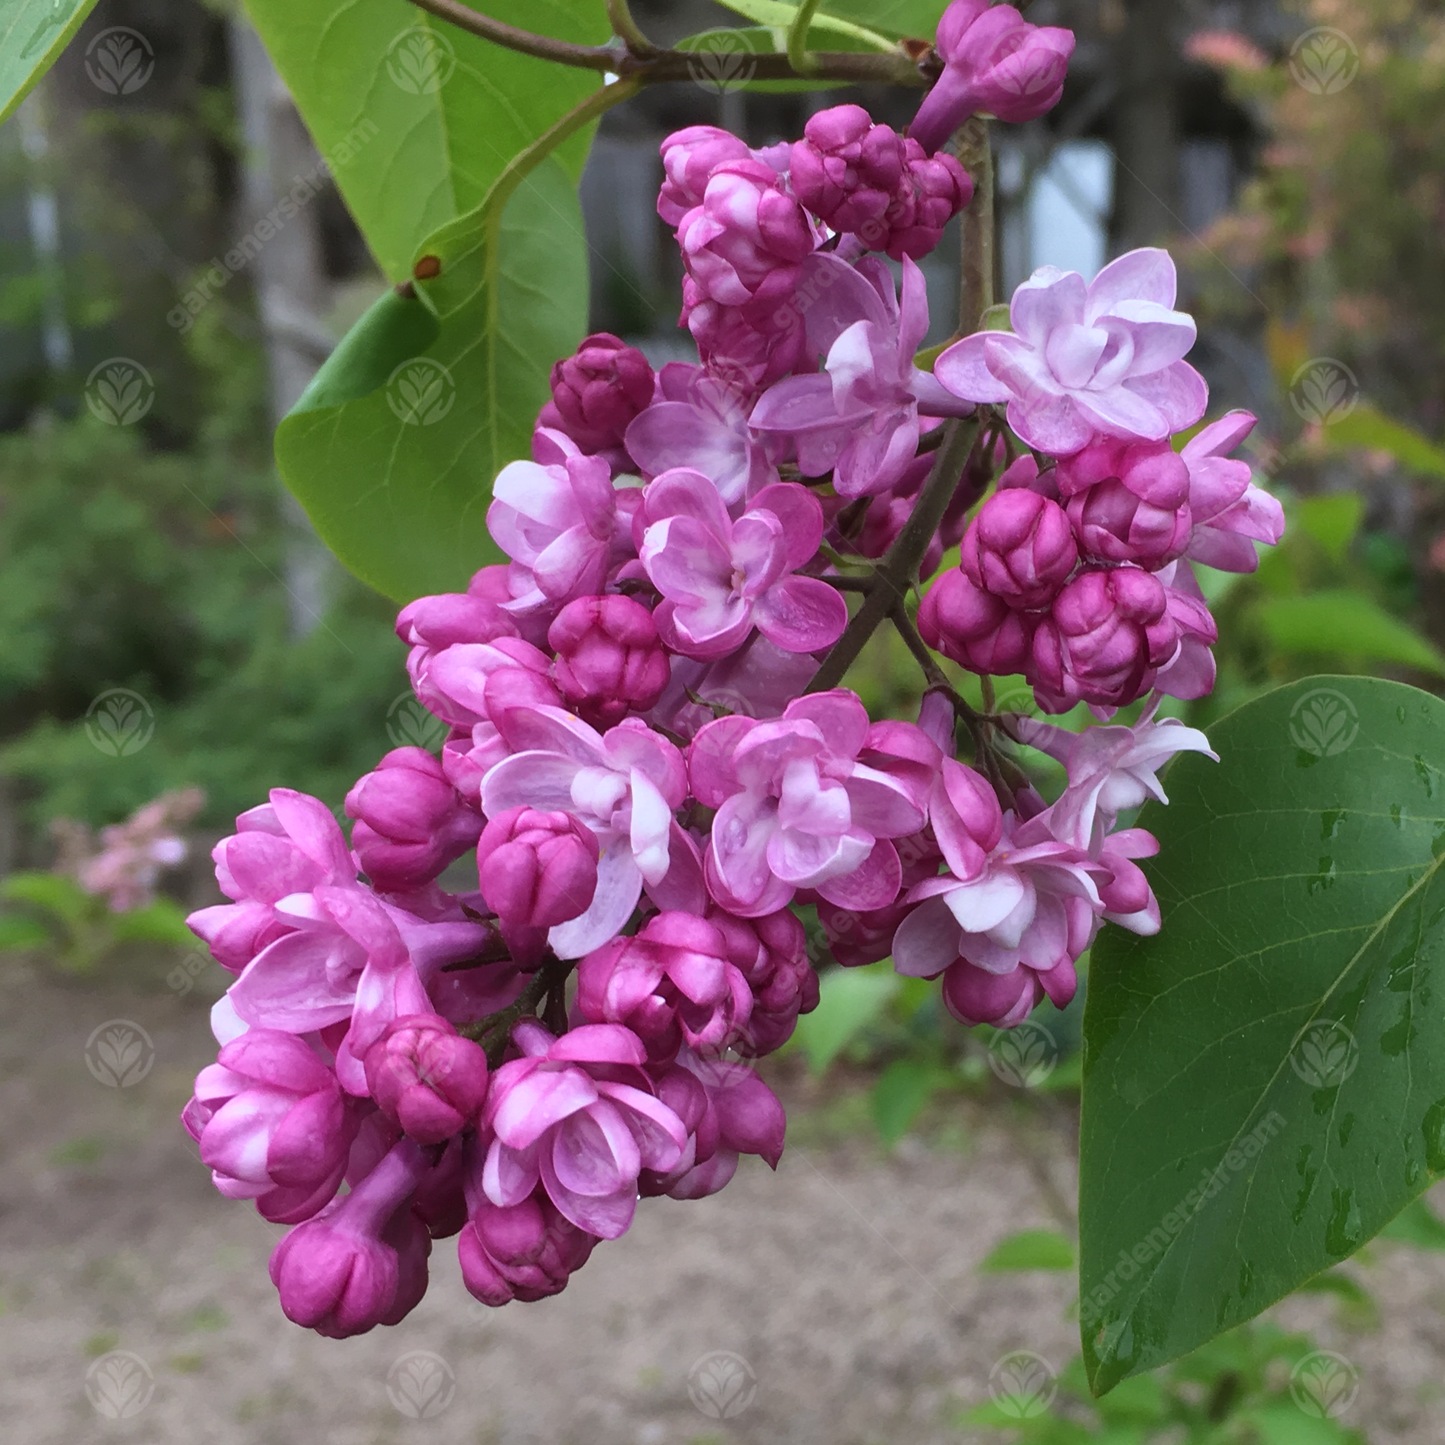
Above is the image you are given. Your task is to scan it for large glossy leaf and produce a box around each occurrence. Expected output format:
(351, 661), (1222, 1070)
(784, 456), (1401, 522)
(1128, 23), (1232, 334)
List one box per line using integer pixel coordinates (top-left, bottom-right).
(0, 0), (100, 126)
(275, 161), (588, 601)
(243, 0), (605, 280)
(1080, 676), (1445, 1393)
(1256, 590), (1445, 676)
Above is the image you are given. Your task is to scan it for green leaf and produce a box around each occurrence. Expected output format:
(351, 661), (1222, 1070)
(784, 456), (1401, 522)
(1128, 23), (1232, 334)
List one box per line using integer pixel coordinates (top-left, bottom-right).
(791, 961), (898, 1075)
(712, 0), (894, 49)
(0, 870), (90, 923)
(1294, 495), (1363, 566)
(243, 0), (605, 280)
(0, 914), (54, 951)
(821, 0), (945, 38)
(1325, 404), (1445, 483)
(1080, 676), (1445, 1393)
(1256, 590), (1445, 676)
(1379, 1194), (1445, 1249)
(111, 899), (197, 947)
(979, 1228), (1077, 1273)
(275, 161), (588, 601)
(871, 1056), (940, 1145)
(0, 0), (101, 126)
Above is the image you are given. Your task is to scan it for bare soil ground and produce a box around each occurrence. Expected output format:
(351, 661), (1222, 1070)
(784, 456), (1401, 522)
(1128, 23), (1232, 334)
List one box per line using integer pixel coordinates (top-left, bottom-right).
(2, 961), (1443, 1445)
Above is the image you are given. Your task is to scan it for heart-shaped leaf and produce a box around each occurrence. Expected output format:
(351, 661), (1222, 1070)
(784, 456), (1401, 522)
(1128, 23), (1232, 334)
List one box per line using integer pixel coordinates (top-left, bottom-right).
(1080, 676), (1445, 1392)
(244, 0), (605, 279)
(275, 160), (588, 601)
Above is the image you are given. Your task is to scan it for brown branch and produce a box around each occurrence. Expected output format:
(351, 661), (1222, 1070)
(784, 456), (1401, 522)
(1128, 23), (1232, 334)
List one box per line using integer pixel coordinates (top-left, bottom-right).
(404, 0), (927, 87)
(805, 415), (980, 694)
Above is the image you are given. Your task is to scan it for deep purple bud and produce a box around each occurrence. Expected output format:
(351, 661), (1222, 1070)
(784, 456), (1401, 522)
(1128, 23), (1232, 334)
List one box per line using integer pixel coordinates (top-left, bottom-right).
(362, 1014), (490, 1146)
(346, 748), (483, 892)
(941, 958), (1044, 1028)
(475, 806), (599, 930)
(920, 568), (1035, 675)
(547, 595), (670, 728)
(961, 490), (1078, 609)
(540, 333), (655, 453)
(706, 906), (818, 1056)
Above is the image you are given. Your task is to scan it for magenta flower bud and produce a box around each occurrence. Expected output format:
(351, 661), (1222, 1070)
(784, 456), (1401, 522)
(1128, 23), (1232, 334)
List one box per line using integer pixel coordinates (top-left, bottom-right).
(183, 1029), (358, 1224)
(577, 912), (754, 1062)
(362, 1014), (489, 1146)
(790, 106), (972, 263)
(911, 3), (1076, 154)
(268, 1140), (432, 1337)
(475, 806), (600, 930)
(345, 748), (483, 892)
(677, 161), (818, 315)
(1032, 566), (1168, 709)
(540, 333), (655, 453)
(919, 568), (1034, 675)
(961, 489), (1078, 609)
(941, 958), (1045, 1028)
(547, 595), (670, 728)
(658, 125), (753, 225)
(1056, 436), (1191, 567)
(817, 895), (913, 969)
(707, 907), (818, 1056)
(458, 1189), (598, 1307)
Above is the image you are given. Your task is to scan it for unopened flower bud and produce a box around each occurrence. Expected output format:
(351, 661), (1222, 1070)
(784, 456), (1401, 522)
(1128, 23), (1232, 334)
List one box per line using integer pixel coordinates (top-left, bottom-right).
(961, 489), (1077, 609)
(475, 806), (600, 930)
(919, 568), (1035, 675)
(540, 333), (655, 452)
(548, 595), (670, 728)
(363, 1014), (489, 1146)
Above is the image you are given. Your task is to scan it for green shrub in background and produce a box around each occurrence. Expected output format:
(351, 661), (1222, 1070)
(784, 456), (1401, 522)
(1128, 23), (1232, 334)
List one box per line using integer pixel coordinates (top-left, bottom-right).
(0, 418), (408, 838)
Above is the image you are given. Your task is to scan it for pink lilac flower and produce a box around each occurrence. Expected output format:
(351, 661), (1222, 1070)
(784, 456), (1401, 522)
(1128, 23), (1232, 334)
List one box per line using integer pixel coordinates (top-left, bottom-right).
(750, 254), (971, 498)
(625, 362), (780, 507)
(480, 707), (694, 958)
(639, 470), (847, 660)
(269, 1138), (432, 1338)
(345, 748), (482, 893)
(548, 595), (670, 728)
(362, 1013), (490, 1146)
(646, 634), (820, 742)
(1179, 410), (1285, 572)
(1055, 434), (1193, 569)
(480, 1021), (688, 1238)
(789, 104), (972, 261)
(1010, 705), (1216, 849)
(58, 787), (203, 912)
(910, 2), (1076, 154)
(459, 1186), (598, 1306)
(934, 249), (1207, 455)
(657, 125), (756, 226)
(689, 691), (934, 917)
(183, 1028), (358, 1224)
(707, 906), (818, 1055)
(540, 333), (655, 454)
(641, 1045), (787, 1200)
(576, 912), (754, 1063)
(486, 429), (641, 627)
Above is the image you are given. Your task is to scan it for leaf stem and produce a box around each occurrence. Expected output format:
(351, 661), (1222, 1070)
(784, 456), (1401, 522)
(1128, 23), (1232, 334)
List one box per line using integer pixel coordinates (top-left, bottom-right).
(786, 0), (826, 75)
(606, 0), (658, 57)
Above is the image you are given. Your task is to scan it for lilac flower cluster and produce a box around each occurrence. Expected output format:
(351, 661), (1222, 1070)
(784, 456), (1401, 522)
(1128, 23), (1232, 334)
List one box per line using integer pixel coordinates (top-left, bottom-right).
(182, 0), (1284, 1340)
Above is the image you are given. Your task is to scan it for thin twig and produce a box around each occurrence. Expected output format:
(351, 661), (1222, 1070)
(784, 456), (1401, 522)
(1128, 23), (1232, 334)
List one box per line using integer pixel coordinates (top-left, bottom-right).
(404, 0), (926, 86)
(606, 0), (658, 57)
